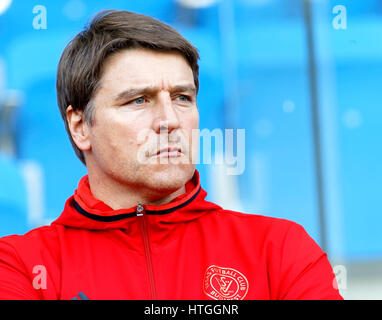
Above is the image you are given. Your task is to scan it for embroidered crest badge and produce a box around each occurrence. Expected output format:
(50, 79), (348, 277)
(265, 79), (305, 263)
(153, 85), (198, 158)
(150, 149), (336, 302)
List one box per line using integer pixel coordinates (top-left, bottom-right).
(203, 265), (249, 300)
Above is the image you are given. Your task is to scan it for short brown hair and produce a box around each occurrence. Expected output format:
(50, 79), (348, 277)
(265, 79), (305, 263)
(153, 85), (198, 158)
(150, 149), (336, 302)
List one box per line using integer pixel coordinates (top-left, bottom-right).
(56, 10), (200, 165)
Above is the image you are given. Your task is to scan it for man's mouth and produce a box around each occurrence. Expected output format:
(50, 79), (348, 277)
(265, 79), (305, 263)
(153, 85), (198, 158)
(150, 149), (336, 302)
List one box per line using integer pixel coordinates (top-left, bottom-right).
(151, 146), (183, 158)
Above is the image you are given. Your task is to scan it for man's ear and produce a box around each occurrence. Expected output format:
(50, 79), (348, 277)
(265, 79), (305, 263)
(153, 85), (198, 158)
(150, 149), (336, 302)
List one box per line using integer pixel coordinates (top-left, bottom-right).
(66, 105), (91, 152)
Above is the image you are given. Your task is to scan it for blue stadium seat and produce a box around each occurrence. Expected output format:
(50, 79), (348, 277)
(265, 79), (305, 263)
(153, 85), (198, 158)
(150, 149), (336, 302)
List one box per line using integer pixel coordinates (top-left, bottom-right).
(17, 76), (87, 222)
(0, 154), (29, 237)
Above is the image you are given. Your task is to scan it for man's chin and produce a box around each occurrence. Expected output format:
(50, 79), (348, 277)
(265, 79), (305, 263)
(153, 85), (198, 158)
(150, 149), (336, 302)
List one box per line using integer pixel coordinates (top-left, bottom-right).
(143, 164), (195, 190)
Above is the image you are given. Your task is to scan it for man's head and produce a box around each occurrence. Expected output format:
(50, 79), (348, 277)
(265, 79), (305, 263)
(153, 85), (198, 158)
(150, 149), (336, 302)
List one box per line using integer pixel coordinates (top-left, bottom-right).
(56, 10), (201, 202)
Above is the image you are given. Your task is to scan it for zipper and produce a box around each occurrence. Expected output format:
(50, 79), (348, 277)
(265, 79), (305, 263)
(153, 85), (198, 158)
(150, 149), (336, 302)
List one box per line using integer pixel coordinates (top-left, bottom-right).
(136, 204), (157, 299)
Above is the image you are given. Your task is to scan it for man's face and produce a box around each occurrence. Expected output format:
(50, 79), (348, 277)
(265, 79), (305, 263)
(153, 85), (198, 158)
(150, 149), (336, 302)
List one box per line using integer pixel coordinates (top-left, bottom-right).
(85, 48), (199, 197)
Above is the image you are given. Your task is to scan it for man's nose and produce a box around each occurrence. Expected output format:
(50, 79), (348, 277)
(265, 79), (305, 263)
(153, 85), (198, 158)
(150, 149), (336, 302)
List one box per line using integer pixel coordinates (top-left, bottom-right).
(153, 92), (180, 134)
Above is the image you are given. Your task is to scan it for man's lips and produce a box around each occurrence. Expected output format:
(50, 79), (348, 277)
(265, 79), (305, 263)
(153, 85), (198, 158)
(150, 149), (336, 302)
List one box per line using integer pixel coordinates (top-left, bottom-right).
(151, 146), (183, 158)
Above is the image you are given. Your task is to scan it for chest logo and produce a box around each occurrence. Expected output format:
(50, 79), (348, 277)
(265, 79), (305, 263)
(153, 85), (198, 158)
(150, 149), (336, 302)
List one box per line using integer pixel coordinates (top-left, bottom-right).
(203, 265), (249, 300)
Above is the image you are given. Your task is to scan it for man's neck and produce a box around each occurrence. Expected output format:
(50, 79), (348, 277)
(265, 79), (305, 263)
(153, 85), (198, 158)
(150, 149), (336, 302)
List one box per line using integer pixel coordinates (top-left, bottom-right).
(87, 171), (187, 210)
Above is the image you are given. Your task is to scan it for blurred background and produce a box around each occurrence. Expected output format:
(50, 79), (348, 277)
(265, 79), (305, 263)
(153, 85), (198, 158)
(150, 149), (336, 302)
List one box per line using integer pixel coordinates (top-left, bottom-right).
(0, 0), (381, 299)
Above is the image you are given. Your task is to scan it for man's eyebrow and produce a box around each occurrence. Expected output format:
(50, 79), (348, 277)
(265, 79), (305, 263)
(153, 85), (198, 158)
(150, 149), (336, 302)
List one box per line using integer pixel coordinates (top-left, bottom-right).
(170, 84), (197, 95)
(113, 84), (196, 103)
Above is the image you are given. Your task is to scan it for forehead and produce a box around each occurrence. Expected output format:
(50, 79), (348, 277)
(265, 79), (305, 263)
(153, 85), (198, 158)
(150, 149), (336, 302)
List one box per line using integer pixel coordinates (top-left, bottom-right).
(99, 48), (194, 92)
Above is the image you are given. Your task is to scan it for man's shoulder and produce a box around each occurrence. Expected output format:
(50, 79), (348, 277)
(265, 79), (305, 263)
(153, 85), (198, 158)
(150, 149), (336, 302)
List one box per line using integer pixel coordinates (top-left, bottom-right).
(202, 207), (311, 246)
(0, 224), (60, 257)
(215, 208), (302, 232)
(0, 225), (63, 299)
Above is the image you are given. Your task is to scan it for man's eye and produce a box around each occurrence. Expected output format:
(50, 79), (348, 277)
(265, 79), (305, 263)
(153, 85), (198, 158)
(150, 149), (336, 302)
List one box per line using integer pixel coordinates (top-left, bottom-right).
(176, 95), (191, 102)
(133, 97), (146, 104)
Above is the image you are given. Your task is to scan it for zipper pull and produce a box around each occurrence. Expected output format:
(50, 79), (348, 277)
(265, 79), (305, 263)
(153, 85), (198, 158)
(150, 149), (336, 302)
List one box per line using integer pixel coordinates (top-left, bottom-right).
(136, 204), (145, 216)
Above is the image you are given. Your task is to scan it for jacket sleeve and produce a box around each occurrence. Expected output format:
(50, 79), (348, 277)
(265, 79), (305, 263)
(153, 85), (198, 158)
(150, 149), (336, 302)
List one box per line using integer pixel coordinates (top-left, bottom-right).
(277, 223), (343, 300)
(0, 239), (39, 300)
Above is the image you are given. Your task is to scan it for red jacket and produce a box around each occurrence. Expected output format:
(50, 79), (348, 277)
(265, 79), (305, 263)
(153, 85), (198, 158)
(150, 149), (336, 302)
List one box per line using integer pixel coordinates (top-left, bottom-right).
(0, 170), (342, 300)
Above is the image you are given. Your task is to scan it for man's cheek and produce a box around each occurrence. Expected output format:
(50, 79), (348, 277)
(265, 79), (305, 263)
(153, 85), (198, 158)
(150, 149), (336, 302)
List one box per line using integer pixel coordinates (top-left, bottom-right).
(135, 128), (157, 165)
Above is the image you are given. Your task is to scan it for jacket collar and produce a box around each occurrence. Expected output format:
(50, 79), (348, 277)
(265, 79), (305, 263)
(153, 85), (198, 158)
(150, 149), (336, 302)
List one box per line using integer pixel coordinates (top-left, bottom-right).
(52, 169), (221, 230)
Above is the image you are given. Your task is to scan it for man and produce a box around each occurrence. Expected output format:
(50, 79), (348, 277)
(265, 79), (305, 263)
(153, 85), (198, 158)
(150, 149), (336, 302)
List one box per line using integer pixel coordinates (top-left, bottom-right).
(0, 10), (342, 300)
